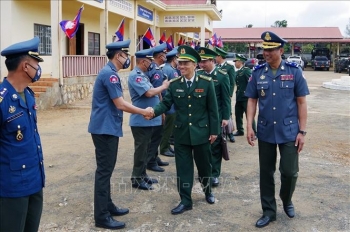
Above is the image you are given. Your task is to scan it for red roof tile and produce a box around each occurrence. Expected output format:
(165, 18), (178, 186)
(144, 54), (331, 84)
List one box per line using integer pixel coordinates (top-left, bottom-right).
(161, 0), (207, 5)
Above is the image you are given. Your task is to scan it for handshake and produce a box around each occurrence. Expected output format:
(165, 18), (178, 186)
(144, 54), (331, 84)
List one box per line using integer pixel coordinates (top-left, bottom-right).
(143, 107), (154, 120)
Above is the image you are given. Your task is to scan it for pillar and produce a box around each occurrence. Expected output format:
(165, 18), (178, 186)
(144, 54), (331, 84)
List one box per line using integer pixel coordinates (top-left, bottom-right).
(200, 26), (205, 47)
(50, 0), (63, 84)
(0, 1), (13, 80)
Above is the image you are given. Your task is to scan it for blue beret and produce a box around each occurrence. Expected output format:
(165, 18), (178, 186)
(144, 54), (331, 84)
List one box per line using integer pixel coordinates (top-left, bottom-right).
(106, 39), (130, 54)
(1, 37), (43, 62)
(261, 31), (288, 49)
(135, 47), (154, 59)
(153, 43), (167, 55)
(166, 47), (178, 58)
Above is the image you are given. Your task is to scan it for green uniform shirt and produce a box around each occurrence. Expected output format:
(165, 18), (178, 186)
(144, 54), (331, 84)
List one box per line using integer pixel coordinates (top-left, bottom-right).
(235, 66), (252, 101)
(217, 61), (236, 97)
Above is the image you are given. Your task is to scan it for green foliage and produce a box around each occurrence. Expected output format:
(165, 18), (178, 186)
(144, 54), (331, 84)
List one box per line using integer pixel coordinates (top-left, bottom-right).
(271, 20), (288, 27)
(246, 24), (253, 28)
(345, 18), (350, 37)
(224, 43), (248, 53)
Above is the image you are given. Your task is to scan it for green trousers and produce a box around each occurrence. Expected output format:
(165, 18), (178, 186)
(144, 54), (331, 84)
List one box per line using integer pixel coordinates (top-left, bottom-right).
(258, 140), (299, 218)
(211, 133), (222, 178)
(235, 100), (257, 133)
(174, 142), (212, 206)
(159, 113), (176, 153)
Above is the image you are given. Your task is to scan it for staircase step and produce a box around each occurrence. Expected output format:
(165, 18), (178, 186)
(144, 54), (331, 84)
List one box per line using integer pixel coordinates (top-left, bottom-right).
(30, 86), (49, 92)
(29, 81), (56, 87)
(38, 77), (58, 82)
(34, 91), (46, 98)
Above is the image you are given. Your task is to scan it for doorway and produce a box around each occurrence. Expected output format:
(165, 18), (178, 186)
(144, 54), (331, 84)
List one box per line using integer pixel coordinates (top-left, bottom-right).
(67, 23), (84, 55)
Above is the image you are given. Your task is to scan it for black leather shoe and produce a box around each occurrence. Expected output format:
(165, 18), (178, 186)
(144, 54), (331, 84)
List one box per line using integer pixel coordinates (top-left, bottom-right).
(233, 131), (244, 136)
(147, 165), (165, 172)
(171, 204), (192, 215)
(143, 176), (158, 184)
(205, 193), (215, 204)
(212, 177), (219, 187)
(95, 216), (125, 230)
(132, 180), (154, 190)
(169, 146), (175, 153)
(109, 206), (129, 216)
(255, 215), (276, 228)
(161, 150), (175, 157)
(228, 133), (235, 143)
(157, 158), (170, 166)
(283, 202), (295, 218)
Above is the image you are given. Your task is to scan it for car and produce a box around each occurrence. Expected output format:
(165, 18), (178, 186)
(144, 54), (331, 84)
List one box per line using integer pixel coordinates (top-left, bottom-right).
(256, 54), (265, 65)
(311, 56), (330, 71)
(287, 56), (305, 70)
(244, 58), (259, 69)
(335, 58), (350, 73)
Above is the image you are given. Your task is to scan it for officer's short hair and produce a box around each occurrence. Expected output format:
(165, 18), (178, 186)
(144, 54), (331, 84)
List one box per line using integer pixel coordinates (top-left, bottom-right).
(106, 50), (125, 60)
(5, 54), (28, 72)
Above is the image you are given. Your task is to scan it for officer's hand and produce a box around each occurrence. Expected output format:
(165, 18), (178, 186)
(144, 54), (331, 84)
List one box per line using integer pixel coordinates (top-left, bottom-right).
(209, 135), (217, 144)
(246, 128), (256, 146)
(143, 107), (154, 120)
(162, 79), (170, 90)
(295, 133), (305, 153)
(221, 120), (228, 127)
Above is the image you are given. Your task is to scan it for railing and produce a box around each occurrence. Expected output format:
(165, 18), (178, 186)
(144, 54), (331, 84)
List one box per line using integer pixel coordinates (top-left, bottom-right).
(62, 55), (107, 78)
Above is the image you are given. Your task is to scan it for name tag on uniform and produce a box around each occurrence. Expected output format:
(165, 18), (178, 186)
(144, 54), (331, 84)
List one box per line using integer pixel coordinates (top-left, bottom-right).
(212, 79), (218, 82)
(280, 75), (294, 80)
(176, 89), (184, 92)
(195, 89), (204, 93)
(6, 111), (24, 122)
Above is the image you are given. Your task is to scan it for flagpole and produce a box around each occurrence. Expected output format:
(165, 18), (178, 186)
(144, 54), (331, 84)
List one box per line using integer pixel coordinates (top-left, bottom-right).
(135, 27), (149, 50)
(113, 17), (125, 42)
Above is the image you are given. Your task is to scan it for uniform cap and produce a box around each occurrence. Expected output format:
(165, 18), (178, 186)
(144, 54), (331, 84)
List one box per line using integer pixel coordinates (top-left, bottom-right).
(106, 39), (131, 54)
(153, 43), (167, 55)
(177, 45), (201, 63)
(166, 47), (178, 58)
(214, 47), (228, 58)
(1, 37), (44, 62)
(135, 47), (154, 59)
(234, 54), (247, 62)
(197, 47), (218, 61)
(261, 31), (288, 49)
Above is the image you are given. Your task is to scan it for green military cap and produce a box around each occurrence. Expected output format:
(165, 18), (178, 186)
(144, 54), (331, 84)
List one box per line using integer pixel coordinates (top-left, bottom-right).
(234, 54), (247, 62)
(177, 45), (201, 63)
(214, 47), (227, 58)
(197, 47), (218, 60)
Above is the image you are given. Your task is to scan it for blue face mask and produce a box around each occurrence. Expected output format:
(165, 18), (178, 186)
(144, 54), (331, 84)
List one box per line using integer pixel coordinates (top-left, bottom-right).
(123, 57), (131, 69)
(147, 62), (154, 71)
(26, 64), (42, 82)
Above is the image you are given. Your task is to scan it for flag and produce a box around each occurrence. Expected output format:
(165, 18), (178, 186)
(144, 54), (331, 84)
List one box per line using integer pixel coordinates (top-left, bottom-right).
(208, 33), (217, 46)
(216, 36), (223, 48)
(143, 28), (156, 47)
(59, 5), (84, 39)
(159, 32), (166, 44)
(114, 18), (125, 42)
(166, 35), (174, 51)
(190, 41), (195, 49)
(177, 37), (183, 46)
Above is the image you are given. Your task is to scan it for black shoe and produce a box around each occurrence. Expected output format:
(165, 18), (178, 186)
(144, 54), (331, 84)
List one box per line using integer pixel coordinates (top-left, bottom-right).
(161, 150), (175, 157)
(157, 157), (170, 166)
(143, 176), (158, 184)
(95, 216), (125, 230)
(169, 138), (175, 145)
(205, 193), (215, 204)
(147, 165), (165, 172)
(131, 180), (154, 190)
(169, 146), (175, 153)
(109, 206), (129, 216)
(171, 204), (192, 215)
(255, 215), (276, 228)
(228, 134), (235, 143)
(233, 131), (244, 136)
(212, 177), (219, 187)
(283, 202), (295, 218)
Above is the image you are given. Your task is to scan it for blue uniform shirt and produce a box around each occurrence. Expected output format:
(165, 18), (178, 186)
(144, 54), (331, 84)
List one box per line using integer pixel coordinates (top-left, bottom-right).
(88, 61), (124, 137)
(128, 67), (162, 127)
(161, 63), (180, 115)
(145, 62), (167, 97)
(0, 79), (45, 197)
(245, 60), (310, 144)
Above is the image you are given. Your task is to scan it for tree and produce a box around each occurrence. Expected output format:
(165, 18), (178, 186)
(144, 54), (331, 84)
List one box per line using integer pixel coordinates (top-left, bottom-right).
(246, 24), (253, 28)
(271, 20), (287, 28)
(345, 18), (350, 37)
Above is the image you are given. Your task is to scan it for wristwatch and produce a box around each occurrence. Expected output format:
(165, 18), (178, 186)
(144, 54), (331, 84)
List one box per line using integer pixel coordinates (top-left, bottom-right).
(298, 130), (307, 136)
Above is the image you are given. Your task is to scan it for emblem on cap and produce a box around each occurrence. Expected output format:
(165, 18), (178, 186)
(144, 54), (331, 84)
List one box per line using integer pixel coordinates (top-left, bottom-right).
(200, 50), (205, 54)
(180, 48), (186, 54)
(265, 32), (271, 41)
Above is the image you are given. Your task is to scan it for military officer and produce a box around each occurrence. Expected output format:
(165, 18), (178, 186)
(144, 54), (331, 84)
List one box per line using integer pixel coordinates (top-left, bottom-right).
(88, 40), (154, 230)
(159, 47), (180, 157)
(197, 47), (231, 187)
(215, 47), (236, 142)
(0, 37), (45, 232)
(128, 48), (170, 190)
(245, 31), (309, 228)
(233, 54), (257, 136)
(149, 45), (219, 215)
(145, 43), (170, 171)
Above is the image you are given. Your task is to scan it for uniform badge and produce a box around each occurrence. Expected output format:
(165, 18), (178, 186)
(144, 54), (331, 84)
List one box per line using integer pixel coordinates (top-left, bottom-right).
(248, 76), (252, 82)
(195, 89), (204, 93)
(281, 66), (285, 70)
(265, 67), (268, 71)
(33, 104), (38, 110)
(9, 106), (16, 113)
(261, 89), (265, 97)
(180, 48), (186, 54)
(16, 125), (23, 141)
(199, 50), (205, 54)
(136, 77), (142, 83)
(174, 72), (179, 77)
(176, 89), (184, 92)
(109, 75), (119, 83)
(260, 75), (265, 80)
(0, 97), (3, 103)
(265, 32), (271, 41)
(12, 94), (18, 99)
(153, 73), (160, 80)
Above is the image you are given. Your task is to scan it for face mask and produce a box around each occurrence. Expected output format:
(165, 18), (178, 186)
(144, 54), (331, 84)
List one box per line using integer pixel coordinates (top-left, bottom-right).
(26, 64), (42, 82)
(122, 57), (130, 69)
(144, 61), (153, 71)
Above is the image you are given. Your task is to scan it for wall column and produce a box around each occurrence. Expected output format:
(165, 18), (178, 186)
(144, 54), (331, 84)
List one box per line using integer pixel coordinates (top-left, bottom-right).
(0, 1), (13, 80)
(200, 26), (205, 47)
(50, 0), (63, 84)
(100, 1), (108, 52)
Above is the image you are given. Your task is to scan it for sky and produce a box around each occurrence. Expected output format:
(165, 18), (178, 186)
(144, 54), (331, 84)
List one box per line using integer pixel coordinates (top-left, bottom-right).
(213, 1), (350, 37)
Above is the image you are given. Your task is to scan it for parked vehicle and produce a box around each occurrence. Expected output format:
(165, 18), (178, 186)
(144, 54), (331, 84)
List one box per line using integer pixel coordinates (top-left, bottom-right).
(311, 56), (330, 71)
(256, 54), (265, 65)
(244, 58), (259, 69)
(287, 56), (305, 70)
(335, 58), (350, 73)
(311, 47), (331, 60)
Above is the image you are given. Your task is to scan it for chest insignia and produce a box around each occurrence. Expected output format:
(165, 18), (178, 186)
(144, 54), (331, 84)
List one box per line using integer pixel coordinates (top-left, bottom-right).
(16, 125), (23, 141)
(261, 89), (265, 97)
(109, 75), (119, 83)
(195, 89), (204, 93)
(176, 89), (184, 92)
(280, 75), (294, 81)
(281, 66), (285, 70)
(9, 105), (16, 113)
(12, 94), (18, 99)
(260, 75), (265, 80)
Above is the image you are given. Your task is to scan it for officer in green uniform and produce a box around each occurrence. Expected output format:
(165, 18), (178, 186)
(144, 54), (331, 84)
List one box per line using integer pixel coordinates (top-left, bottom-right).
(149, 45), (219, 215)
(197, 47), (231, 187)
(233, 54), (256, 136)
(215, 47), (236, 142)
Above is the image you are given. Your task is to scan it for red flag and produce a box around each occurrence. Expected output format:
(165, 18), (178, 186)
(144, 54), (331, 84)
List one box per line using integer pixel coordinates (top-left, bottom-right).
(159, 32), (166, 44)
(114, 18), (125, 42)
(190, 41), (195, 49)
(166, 35), (174, 51)
(217, 36), (223, 48)
(59, 5), (84, 39)
(143, 28), (156, 47)
(177, 37), (183, 46)
(208, 33), (217, 46)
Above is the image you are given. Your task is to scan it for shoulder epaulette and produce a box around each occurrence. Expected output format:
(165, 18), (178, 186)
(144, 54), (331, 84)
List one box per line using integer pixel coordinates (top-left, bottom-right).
(217, 69), (227, 75)
(196, 69), (203, 72)
(136, 70), (141, 74)
(285, 61), (299, 68)
(199, 75), (212, 81)
(253, 63), (266, 72)
(155, 67), (160, 70)
(170, 76), (181, 83)
(26, 86), (35, 96)
(0, 87), (9, 103)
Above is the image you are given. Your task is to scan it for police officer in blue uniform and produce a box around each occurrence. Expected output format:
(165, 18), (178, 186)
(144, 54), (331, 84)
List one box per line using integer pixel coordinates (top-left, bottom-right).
(0, 37), (45, 232)
(245, 31), (309, 228)
(88, 40), (154, 230)
(159, 47), (179, 157)
(145, 43), (170, 171)
(128, 48), (170, 190)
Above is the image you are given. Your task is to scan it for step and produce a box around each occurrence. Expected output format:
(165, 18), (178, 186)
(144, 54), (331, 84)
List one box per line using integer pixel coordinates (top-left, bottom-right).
(38, 77), (59, 82)
(34, 91), (46, 98)
(29, 81), (57, 87)
(30, 86), (50, 92)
